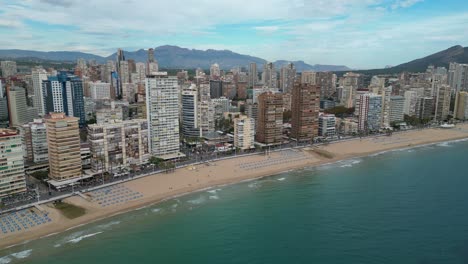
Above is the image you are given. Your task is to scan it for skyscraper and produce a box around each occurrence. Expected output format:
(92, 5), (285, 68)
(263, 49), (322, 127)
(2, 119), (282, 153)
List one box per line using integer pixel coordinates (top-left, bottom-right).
(42, 72), (86, 126)
(280, 63), (296, 93)
(256, 92), (283, 144)
(0, 128), (27, 198)
(316, 72), (337, 98)
(209, 80), (223, 99)
(210, 63), (221, 79)
(301, 71), (316, 85)
(145, 72), (180, 159)
(291, 83), (320, 140)
(358, 93), (382, 132)
(389, 96), (405, 123)
(181, 86), (199, 138)
(434, 84), (451, 121)
(454, 91), (468, 120)
(403, 91), (418, 116)
(45, 113), (82, 181)
(249, 63), (258, 88)
(147, 48), (159, 75)
(262, 62), (277, 88)
(416, 97), (434, 120)
(32, 68), (48, 115)
(7, 86), (31, 127)
(448, 62), (468, 92)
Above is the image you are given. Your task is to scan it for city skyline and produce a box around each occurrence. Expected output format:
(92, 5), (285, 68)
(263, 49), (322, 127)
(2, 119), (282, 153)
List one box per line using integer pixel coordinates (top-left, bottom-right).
(0, 0), (467, 69)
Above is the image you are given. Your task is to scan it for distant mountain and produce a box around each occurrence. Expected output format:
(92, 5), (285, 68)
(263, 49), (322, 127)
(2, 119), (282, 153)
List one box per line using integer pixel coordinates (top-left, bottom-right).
(106, 45), (266, 70)
(0, 46), (349, 72)
(273, 60), (350, 72)
(0, 49), (104, 62)
(391, 45), (468, 72)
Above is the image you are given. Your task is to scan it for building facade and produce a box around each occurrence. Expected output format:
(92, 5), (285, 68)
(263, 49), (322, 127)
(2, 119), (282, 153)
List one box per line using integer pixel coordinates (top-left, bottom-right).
(318, 113), (336, 138)
(256, 92), (283, 144)
(0, 129), (27, 198)
(42, 72), (86, 126)
(389, 96), (405, 123)
(45, 113), (82, 181)
(145, 73), (180, 159)
(358, 93), (382, 132)
(233, 115), (255, 150)
(23, 119), (48, 164)
(291, 83), (320, 140)
(454, 91), (468, 120)
(88, 119), (149, 173)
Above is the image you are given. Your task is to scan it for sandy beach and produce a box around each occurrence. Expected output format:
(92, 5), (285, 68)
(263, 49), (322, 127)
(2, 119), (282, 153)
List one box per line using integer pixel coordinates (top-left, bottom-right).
(1, 124), (468, 249)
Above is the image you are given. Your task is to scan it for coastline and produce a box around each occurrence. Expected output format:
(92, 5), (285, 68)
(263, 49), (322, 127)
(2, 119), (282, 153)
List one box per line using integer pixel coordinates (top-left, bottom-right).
(1, 125), (468, 250)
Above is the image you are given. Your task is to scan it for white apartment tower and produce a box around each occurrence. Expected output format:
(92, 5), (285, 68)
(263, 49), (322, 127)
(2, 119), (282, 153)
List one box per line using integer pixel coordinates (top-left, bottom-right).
(32, 68), (48, 115)
(145, 72), (181, 159)
(233, 115), (255, 150)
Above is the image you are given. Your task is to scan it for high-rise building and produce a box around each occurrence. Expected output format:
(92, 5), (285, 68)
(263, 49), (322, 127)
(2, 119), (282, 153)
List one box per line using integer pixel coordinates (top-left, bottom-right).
(358, 93), (382, 132)
(233, 115), (255, 150)
(379, 86), (393, 128)
(210, 63), (221, 79)
(42, 72), (85, 126)
(448, 62), (468, 92)
(7, 86), (30, 127)
(416, 97), (434, 120)
(318, 113), (336, 138)
(145, 72), (180, 159)
(249, 63), (258, 88)
(256, 92), (283, 144)
(209, 80), (223, 99)
(246, 101), (258, 130)
(45, 113), (82, 181)
(403, 91), (418, 116)
(454, 91), (468, 120)
(389, 96), (405, 123)
(181, 86), (199, 138)
(280, 63), (296, 93)
(147, 48), (159, 75)
(262, 62), (277, 88)
(0, 61), (17, 78)
(301, 71), (316, 85)
(198, 100), (215, 135)
(316, 72), (337, 98)
(89, 81), (111, 100)
(434, 84), (451, 121)
(0, 129), (27, 198)
(96, 101), (124, 124)
(88, 119), (149, 172)
(32, 68), (48, 115)
(23, 119), (48, 163)
(133, 62), (146, 84)
(291, 83), (320, 140)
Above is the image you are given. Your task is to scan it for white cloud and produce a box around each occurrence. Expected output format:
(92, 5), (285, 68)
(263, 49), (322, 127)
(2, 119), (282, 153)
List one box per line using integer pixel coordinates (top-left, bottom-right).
(391, 0), (423, 10)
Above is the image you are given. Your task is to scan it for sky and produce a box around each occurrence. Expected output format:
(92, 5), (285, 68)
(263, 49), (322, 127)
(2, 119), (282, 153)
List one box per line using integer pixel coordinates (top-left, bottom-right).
(0, 0), (467, 69)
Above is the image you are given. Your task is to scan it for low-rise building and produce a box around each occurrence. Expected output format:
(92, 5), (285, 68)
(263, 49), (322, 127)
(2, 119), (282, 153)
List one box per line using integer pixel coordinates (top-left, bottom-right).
(318, 113), (336, 138)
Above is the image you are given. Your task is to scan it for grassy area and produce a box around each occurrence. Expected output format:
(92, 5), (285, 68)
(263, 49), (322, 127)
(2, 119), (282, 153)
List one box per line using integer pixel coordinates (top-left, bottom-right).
(54, 202), (86, 219)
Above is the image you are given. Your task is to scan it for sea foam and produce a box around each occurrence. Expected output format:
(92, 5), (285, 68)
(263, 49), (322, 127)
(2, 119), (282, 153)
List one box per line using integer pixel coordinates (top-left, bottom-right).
(0, 256), (11, 264)
(67, 232), (103, 244)
(10, 249), (32, 259)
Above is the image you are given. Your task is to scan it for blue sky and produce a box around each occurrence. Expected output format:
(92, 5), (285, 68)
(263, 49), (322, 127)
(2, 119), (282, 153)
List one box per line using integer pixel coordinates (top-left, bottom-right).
(0, 0), (467, 69)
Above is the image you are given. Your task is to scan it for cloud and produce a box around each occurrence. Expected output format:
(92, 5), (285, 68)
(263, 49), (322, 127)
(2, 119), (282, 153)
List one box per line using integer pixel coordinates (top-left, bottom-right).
(0, 19), (22, 28)
(391, 0), (423, 10)
(254, 26), (280, 34)
(39, 0), (74, 8)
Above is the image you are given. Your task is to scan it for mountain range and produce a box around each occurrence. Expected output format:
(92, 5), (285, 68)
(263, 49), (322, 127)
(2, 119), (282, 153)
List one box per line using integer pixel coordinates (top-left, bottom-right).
(0, 45), (350, 72)
(0, 45), (467, 73)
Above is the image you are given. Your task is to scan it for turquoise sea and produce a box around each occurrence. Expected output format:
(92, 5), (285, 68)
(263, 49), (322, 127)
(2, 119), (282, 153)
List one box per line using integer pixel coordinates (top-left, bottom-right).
(1, 140), (468, 264)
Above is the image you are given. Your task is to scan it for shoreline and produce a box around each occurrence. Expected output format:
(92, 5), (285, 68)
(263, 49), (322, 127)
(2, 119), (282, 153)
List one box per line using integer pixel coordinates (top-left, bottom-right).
(1, 125), (468, 250)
